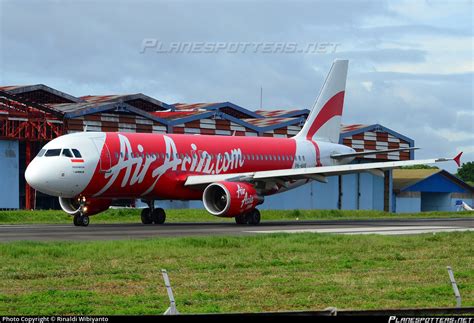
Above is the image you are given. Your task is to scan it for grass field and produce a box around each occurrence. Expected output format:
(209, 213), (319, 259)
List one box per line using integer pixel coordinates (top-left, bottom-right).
(0, 208), (472, 224)
(0, 232), (473, 314)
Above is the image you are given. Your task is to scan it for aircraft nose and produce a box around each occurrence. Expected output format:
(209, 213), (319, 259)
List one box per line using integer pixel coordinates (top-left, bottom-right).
(25, 161), (43, 191)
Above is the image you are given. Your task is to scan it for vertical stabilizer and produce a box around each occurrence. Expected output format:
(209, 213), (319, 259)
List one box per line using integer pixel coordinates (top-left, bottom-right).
(295, 59), (348, 143)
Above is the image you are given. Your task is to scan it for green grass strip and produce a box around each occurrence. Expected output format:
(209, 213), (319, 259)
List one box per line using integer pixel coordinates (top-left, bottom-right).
(0, 232), (473, 314)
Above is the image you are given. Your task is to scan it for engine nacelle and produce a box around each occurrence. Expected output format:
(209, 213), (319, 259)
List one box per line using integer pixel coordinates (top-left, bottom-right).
(203, 182), (263, 217)
(59, 197), (112, 216)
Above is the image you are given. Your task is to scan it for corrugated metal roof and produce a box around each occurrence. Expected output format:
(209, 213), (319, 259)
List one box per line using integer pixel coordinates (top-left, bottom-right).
(340, 124), (370, 133)
(80, 93), (172, 111)
(50, 102), (101, 113)
(0, 85), (29, 91)
(174, 102), (262, 119)
(0, 84), (82, 103)
(152, 110), (210, 121)
(255, 109), (309, 118)
(392, 169), (441, 190)
(242, 117), (302, 127)
(173, 102), (221, 110)
(80, 95), (131, 104)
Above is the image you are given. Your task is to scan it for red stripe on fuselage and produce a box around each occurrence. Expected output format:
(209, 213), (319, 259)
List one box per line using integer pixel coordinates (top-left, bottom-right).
(309, 141), (322, 167)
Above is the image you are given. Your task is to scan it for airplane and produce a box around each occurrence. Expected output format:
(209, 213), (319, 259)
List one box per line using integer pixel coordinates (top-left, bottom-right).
(24, 59), (462, 226)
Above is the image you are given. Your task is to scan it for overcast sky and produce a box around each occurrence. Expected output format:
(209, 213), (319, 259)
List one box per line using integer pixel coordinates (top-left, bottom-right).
(1, 0), (472, 173)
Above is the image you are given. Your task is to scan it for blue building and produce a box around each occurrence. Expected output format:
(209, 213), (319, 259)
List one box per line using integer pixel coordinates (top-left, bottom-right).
(0, 140), (19, 209)
(392, 169), (474, 213)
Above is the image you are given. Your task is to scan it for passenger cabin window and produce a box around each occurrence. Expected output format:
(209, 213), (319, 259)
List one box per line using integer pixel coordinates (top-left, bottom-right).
(62, 149), (73, 158)
(72, 149), (82, 158)
(37, 149), (46, 157)
(44, 149), (61, 157)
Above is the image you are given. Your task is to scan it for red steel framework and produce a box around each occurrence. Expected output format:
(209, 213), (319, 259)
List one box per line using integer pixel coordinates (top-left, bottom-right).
(0, 91), (65, 209)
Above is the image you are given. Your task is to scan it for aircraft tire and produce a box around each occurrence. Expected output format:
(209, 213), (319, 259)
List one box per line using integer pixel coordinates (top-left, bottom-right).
(151, 208), (166, 224)
(246, 209), (261, 225)
(141, 208), (153, 224)
(235, 214), (247, 224)
(73, 215), (81, 226)
(81, 216), (90, 227)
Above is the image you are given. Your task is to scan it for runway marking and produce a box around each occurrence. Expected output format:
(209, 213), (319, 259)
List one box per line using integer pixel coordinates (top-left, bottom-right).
(0, 224), (74, 229)
(246, 226), (474, 236)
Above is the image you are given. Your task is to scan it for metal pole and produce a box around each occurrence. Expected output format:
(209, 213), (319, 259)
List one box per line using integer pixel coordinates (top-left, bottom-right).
(25, 141), (34, 210)
(447, 266), (461, 308)
(162, 269), (179, 315)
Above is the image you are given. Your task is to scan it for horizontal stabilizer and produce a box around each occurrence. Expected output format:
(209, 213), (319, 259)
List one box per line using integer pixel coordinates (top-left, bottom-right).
(331, 147), (419, 159)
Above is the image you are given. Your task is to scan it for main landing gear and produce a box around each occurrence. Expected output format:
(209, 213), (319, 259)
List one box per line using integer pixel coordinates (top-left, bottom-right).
(73, 214), (90, 227)
(141, 201), (166, 225)
(235, 209), (261, 225)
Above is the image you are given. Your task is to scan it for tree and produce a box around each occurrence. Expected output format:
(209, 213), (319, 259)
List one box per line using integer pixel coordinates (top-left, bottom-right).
(456, 161), (474, 183)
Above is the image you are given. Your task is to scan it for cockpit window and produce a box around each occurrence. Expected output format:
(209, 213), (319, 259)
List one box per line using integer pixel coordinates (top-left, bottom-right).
(62, 149), (73, 158)
(44, 149), (61, 157)
(37, 149), (46, 157)
(71, 149), (82, 158)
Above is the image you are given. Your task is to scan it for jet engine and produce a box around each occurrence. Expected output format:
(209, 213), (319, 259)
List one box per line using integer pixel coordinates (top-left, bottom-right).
(59, 196), (112, 216)
(203, 182), (263, 217)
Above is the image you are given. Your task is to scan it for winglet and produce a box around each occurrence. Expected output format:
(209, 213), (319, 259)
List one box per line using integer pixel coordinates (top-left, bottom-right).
(454, 152), (463, 167)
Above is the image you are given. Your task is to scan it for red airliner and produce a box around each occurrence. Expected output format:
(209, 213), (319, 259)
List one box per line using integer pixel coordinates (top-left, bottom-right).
(24, 60), (461, 226)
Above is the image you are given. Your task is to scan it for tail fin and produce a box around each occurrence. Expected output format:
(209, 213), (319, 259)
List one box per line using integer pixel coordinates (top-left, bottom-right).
(295, 59), (348, 143)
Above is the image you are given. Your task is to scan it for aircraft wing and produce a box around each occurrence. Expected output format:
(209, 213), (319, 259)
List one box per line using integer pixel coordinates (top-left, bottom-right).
(330, 147), (419, 159)
(184, 154), (461, 187)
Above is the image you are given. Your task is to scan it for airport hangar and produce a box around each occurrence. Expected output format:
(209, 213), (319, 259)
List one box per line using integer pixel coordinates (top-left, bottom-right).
(0, 85), (472, 213)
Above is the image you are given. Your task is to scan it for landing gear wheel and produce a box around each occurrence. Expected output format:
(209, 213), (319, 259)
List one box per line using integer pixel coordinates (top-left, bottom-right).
(73, 215), (81, 226)
(81, 216), (90, 227)
(246, 209), (261, 225)
(235, 214), (247, 225)
(73, 215), (89, 226)
(141, 208), (153, 224)
(151, 208), (166, 224)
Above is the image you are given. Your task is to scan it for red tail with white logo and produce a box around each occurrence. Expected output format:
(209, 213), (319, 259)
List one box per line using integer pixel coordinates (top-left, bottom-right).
(295, 59), (348, 143)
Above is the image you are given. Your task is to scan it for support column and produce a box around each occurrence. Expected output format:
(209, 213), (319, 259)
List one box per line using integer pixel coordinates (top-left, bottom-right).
(383, 170), (390, 212)
(338, 175), (342, 210)
(25, 141), (35, 210)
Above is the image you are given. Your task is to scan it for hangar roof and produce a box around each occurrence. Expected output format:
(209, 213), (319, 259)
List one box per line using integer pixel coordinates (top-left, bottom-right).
(393, 169), (474, 193)
(174, 102), (262, 119)
(80, 94), (173, 111)
(0, 84), (81, 104)
(255, 109), (309, 118)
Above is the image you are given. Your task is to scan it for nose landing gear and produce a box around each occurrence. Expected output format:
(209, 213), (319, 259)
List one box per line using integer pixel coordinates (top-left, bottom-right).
(73, 196), (90, 227)
(141, 201), (166, 225)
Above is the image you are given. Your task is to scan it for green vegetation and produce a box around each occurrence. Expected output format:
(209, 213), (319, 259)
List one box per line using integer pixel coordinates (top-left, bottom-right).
(400, 165), (439, 169)
(456, 161), (474, 184)
(0, 208), (472, 225)
(0, 232), (472, 314)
